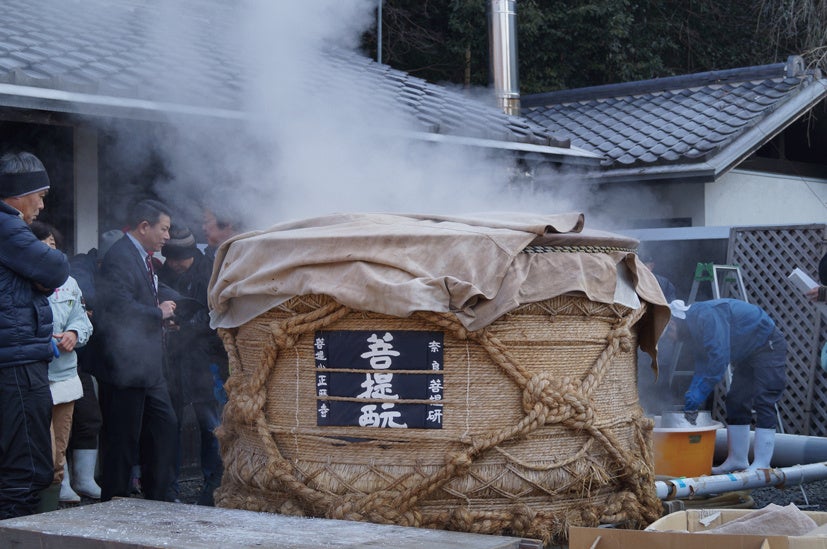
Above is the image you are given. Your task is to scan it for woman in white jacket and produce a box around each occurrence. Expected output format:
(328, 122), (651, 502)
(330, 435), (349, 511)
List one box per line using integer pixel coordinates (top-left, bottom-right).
(30, 221), (93, 510)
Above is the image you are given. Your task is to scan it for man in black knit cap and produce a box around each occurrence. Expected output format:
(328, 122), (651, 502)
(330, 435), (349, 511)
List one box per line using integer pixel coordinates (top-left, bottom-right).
(0, 151), (69, 517)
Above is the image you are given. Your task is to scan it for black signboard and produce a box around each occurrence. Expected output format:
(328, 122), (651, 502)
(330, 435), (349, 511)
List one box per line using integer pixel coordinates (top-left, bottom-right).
(315, 330), (444, 429)
(317, 401), (444, 429)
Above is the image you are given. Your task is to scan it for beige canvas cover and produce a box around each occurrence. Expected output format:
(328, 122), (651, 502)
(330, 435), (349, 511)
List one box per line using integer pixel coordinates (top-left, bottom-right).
(207, 212), (669, 365)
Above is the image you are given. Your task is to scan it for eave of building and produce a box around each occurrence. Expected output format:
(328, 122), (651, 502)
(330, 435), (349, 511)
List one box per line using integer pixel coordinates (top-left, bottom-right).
(706, 77), (827, 179)
(397, 130), (602, 166)
(0, 82), (245, 122)
(0, 82), (601, 165)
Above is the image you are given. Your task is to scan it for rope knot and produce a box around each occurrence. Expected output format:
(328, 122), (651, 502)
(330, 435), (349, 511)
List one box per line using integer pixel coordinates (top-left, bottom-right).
(609, 324), (633, 352)
(270, 323), (297, 349)
(328, 494), (362, 521)
(449, 507), (475, 530)
(510, 504), (536, 536)
(522, 374), (593, 427)
(448, 450), (474, 472)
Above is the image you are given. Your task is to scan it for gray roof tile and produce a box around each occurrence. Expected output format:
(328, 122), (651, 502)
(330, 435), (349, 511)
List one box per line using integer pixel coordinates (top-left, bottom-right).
(0, 57), (25, 71)
(660, 134), (679, 147)
(7, 35), (41, 48)
(672, 141), (691, 155)
(12, 67), (52, 84)
(54, 73), (98, 93)
(523, 58), (827, 172)
(661, 150), (681, 162)
(617, 153), (637, 165)
(0, 0), (568, 151)
(10, 50), (45, 64)
(639, 151), (659, 163)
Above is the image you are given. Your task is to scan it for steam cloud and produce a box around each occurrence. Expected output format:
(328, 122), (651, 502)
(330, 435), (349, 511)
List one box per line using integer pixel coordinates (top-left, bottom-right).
(75, 0), (670, 234)
(107, 0), (603, 231)
(50, 0), (684, 413)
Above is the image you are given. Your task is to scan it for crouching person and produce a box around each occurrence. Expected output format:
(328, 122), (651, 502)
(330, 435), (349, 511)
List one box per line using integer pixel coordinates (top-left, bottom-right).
(669, 298), (787, 473)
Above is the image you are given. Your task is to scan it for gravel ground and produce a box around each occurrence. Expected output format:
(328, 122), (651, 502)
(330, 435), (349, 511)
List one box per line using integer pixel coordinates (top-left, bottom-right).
(751, 478), (827, 512)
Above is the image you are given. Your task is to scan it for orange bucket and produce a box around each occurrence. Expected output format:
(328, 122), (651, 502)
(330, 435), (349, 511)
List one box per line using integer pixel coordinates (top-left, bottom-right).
(653, 416), (723, 477)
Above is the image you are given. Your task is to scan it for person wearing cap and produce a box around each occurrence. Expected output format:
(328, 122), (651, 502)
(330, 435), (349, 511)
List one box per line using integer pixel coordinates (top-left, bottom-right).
(0, 150), (69, 518)
(668, 298), (787, 473)
(96, 199), (180, 502)
(158, 224), (224, 505)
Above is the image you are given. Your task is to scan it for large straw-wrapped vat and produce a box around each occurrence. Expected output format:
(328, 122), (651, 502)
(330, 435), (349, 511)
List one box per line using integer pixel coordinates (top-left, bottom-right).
(208, 213), (670, 545)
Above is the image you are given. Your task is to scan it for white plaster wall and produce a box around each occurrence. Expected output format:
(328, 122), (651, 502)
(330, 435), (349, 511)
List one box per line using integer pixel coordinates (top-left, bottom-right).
(600, 180), (707, 228)
(705, 169), (827, 226)
(74, 126), (99, 254)
(654, 181), (706, 226)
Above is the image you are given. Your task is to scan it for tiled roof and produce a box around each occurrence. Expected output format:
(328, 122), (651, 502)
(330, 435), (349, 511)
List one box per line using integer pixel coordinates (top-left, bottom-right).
(523, 56), (827, 181)
(5, 0), (822, 175)
(0, 0), (242, 110)
(0, 0), (571, 151)
(320, 49), (571, 148)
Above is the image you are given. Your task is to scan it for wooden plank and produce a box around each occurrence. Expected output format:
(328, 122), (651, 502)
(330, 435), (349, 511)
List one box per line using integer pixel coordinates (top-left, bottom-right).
(0, 498), (536, 549)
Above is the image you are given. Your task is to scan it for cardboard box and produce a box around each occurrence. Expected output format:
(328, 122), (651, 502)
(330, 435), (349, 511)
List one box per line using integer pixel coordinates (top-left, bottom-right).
(569, 508), (827, 549)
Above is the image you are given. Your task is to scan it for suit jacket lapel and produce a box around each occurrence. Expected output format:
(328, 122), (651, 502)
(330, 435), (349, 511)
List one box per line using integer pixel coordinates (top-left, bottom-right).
(128, 241), (156, 300)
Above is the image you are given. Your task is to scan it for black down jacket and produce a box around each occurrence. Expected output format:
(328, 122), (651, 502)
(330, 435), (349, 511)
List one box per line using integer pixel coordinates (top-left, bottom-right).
(0, 201), (69, 367)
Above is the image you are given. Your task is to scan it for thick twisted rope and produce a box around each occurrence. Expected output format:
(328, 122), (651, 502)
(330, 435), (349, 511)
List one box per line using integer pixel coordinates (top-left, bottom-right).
(216, 296), (657, 539)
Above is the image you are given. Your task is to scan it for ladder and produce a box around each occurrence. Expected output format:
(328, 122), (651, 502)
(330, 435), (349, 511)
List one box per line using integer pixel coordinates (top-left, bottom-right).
(667, 263), (749, 388)
(686, 263), (749, 305)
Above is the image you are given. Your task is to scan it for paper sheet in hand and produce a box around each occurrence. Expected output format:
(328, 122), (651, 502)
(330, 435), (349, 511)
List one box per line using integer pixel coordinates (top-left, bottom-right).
(788, 267), (819, 294)
(789, 267), (827, 317)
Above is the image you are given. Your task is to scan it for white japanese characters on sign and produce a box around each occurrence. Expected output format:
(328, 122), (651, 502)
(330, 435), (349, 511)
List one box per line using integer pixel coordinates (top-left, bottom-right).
(315, 330), (444, 429)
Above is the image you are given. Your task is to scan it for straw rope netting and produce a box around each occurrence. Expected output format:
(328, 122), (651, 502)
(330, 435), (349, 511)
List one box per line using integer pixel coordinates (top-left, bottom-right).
(213, 294), (660, 545)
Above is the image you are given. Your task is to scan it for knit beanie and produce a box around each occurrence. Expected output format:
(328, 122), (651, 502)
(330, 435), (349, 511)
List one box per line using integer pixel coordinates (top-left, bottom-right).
(162, 225), (198, 260)
(98, 229), (123, 260)
(0, 170), (50, 199)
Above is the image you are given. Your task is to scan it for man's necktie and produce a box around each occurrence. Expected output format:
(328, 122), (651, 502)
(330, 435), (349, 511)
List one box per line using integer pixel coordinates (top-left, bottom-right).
(146, 253), (159, 306)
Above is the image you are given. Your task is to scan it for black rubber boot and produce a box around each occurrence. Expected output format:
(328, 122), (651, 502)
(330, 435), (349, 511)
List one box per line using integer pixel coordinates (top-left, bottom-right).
(36, 482), (61, 513)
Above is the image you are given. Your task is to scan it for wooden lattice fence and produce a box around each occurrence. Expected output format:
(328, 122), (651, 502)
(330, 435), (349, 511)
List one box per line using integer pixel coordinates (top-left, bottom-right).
(710, 224), (827, 435)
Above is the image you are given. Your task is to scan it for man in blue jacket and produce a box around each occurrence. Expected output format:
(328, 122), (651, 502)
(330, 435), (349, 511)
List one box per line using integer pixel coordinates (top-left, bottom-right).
(0, 151), (69, 518)
(670, 298), (787, 473)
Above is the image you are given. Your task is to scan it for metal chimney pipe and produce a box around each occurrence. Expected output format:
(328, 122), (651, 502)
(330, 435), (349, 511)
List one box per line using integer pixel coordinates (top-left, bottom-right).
(488, 0), (520, 116)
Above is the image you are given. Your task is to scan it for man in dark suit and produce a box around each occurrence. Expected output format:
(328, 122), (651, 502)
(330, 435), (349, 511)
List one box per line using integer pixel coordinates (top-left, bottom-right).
(96, 199), (180, 502)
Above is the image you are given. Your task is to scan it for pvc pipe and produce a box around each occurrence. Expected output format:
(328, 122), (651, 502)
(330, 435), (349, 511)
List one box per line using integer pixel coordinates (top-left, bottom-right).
(714, 429), (827, 467)
(656, 462), (827, 500)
